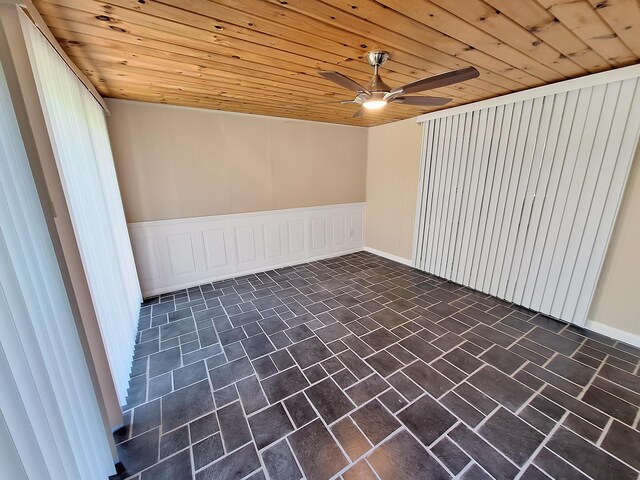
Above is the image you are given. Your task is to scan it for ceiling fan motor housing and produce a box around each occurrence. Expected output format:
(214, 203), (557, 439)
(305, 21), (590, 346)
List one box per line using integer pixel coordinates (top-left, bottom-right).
(365, 51), (391, 92)
(366, 50), (390, 67)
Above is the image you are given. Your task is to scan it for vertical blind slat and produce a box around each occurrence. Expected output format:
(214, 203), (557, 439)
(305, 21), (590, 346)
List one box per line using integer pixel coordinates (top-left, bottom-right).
(413, 77), (640, 326)
(21, 15), (141, 404)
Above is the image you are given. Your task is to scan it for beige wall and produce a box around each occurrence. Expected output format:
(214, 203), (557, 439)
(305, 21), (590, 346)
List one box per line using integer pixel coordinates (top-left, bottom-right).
(587, 144), (640, 337)
(106, 99), (367, 223)
(365, 117), (423, 260)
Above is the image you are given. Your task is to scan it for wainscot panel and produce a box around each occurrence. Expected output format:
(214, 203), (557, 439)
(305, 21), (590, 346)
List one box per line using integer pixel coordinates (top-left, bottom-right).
(129, 203), (365, 297)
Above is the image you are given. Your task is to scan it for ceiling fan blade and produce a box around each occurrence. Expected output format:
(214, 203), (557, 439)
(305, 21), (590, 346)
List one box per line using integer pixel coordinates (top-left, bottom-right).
(319, 71), (371, 95)
(386, 66), (479, 98)
(390, 96), (452, 107)
(353, 108), (365, 118)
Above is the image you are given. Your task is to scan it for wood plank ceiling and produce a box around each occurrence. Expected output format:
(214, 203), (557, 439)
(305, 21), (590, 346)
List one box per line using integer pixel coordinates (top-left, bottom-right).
(33, 0), (640, 126)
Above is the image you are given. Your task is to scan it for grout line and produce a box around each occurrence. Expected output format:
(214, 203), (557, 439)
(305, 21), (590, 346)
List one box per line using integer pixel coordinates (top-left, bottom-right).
(596, 416), (614, 447)
(577, 353), (609, 401)
(513, 410), (570, 480)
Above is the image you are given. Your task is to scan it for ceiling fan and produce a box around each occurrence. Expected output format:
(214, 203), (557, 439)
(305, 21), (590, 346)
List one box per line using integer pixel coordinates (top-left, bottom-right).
(319, 51), (479, 118)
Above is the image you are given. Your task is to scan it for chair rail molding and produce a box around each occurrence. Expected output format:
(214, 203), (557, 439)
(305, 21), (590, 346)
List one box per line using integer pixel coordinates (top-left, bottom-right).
(129, 203), (365, 297)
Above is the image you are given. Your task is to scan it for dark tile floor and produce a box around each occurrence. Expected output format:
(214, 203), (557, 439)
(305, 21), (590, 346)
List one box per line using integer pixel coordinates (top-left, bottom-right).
(112, 252), (640, 480)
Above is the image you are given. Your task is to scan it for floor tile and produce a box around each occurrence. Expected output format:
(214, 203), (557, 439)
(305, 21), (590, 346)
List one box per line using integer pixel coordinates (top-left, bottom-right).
(260, 366), (309, 403)
(342, 460), (377, 480)
(431, 437), (470, 475)
(305, 377), (355, 424)
(288, 337), (332, 369)
(388, 371), (423, 401)
(367, 430), (450, 480)
(366, 350), (403, 377)
(288, 419), (348, 480)
(546, 354), (596, 386)
(172, 361), (207, 390)
(236, 375), (268, 414)
(546, 427), (637, 480)
(315, 322), (350, 343)
(450, 424), (519, 480)
(361, 328), (399, 351)
(525, 327), (580, 356)
(479, 345), (525, 375)
(116, 253), (640, 480)
(261, 440), (302, 480)
(116, 428), (159, 475)
(524, 362), (582, 396)
(460, 463), (493, 479)
(467, 365), (533, 412)
(351, 399), (400, 445)
(582, 385), (637, 425)
(247, 403), (293, 450)
(258, 316), (287, 335)
(132, 399), (161, 437)
(270, 349), (295, 370)
(478, 407), (544, 466)
(338, 349), (372, 379)
(160, 318), (196, 341)
(400, 335), (442, 362)
(149, 347), (181, 378)
(369, 308), (409, 329)
(441, 391), (484, 427)
(283, 392), (317, 428)
(533, 447), (590, 479)
(562, 412), (601, 443)
(241, 333), (275, 360)
(161, 380), (214, 431)
(398, 394), (456, 446)
(140, 448), (191, 480)
(601, 420), (640, 470)
(218, 401), (252, 451)
(403, 361), (454, 398)
(193, 433), (224, 470)
(518, 405), (555, 435)
(540, 385), (608, 427)
(251, 356), (278, 379)
(159, 426), (189, 459)
(598, 364), (640, 394)
(285, 324), (314, 343)
(195, 443), (260, 480)
(331, 417), (372, 460)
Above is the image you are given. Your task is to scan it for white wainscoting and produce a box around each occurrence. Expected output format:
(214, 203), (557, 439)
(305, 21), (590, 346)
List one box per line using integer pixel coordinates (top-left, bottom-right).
(129, 203), (365, 297)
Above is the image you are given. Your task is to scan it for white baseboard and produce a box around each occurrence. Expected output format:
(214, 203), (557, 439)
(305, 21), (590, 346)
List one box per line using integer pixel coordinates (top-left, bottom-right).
(141, 248), (364, 297)
(363, 246), (412, 266)
(363, 248), (640, 349)
(129, 203), (365, 297)
(584, 320), (640, 348)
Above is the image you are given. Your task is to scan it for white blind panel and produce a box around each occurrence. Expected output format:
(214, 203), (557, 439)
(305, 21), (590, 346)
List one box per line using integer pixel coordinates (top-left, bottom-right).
(413, 77), (640, 326)
(21, 15), (141, 404)
(0, 54), (113, 478)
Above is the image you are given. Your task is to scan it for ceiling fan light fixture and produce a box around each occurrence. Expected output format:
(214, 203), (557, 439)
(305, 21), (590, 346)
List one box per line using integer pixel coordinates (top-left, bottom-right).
(362, 91), (387, 109)
(318, 51), (479, 118)
(363, 99), (387, 109)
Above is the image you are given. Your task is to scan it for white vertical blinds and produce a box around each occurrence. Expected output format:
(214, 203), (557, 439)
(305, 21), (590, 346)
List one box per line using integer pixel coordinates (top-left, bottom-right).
(413, 76), (640, 326)
(0, 54), (114, 479)
(20, 14), (141, 404)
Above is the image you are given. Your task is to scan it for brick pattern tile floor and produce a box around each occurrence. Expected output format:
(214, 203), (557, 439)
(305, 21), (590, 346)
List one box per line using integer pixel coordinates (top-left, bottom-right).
(111, 252), (640, 480)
